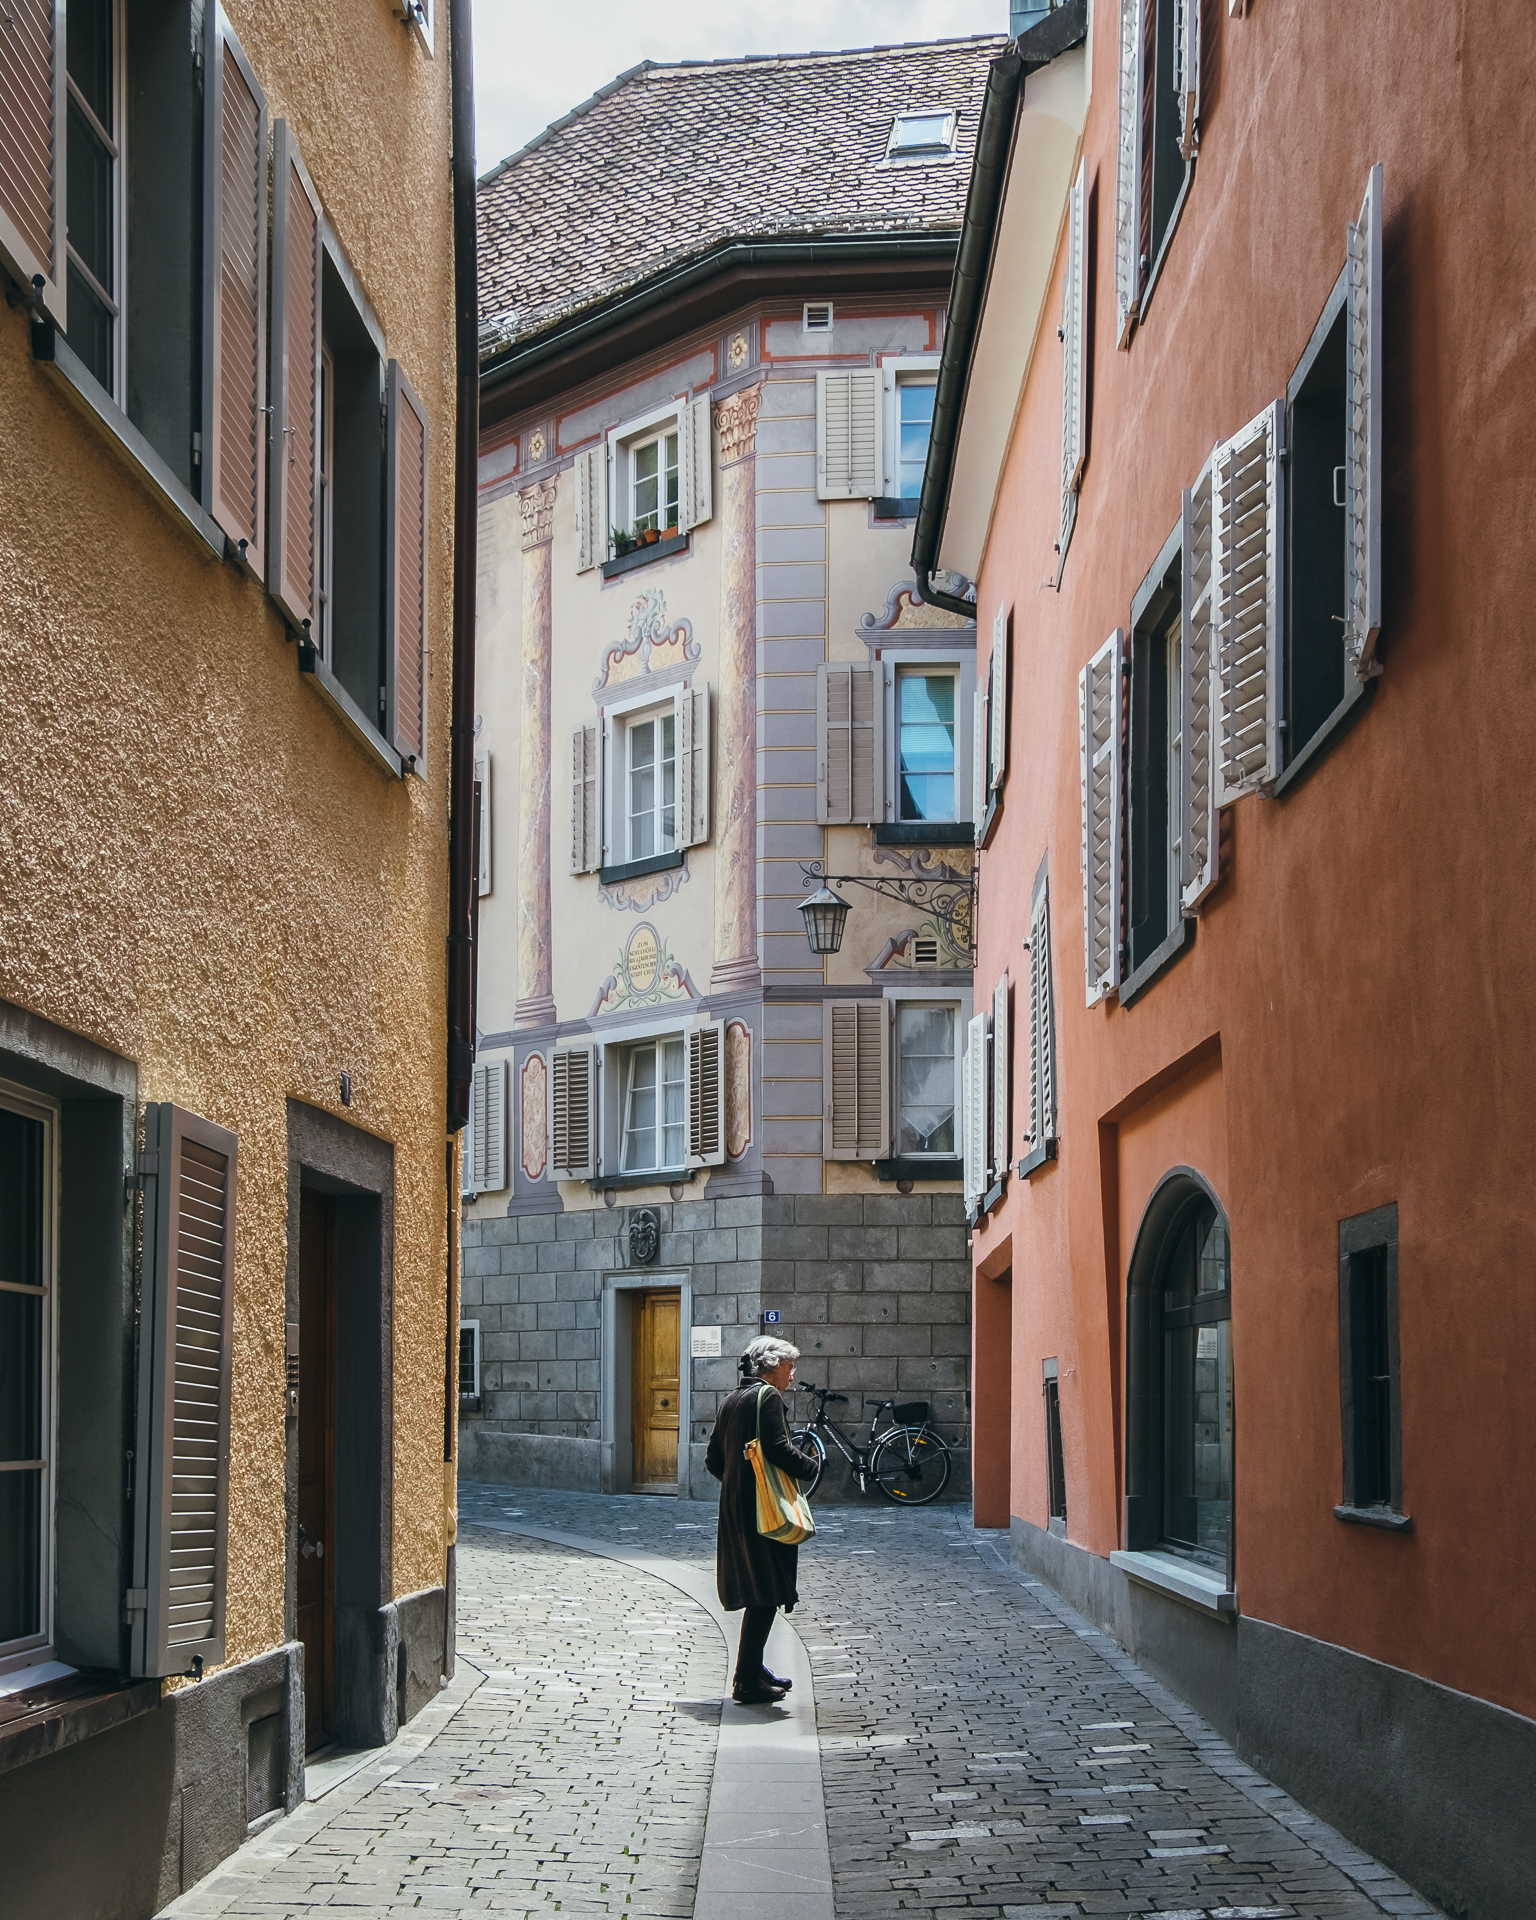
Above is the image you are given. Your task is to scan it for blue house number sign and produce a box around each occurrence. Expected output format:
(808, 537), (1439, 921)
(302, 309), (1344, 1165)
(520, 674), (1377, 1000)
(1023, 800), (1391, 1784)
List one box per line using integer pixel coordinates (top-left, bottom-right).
(762, 1310), (780, 1325)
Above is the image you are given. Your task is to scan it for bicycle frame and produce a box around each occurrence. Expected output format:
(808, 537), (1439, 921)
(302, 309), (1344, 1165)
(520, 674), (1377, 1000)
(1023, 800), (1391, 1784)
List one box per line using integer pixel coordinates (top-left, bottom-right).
(793, 1388), (948, 1497)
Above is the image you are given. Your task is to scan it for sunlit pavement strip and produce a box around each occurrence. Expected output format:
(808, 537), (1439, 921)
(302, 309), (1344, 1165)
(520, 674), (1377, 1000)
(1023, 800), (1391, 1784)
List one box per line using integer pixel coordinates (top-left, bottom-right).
(159, 1484), (1443, 1919)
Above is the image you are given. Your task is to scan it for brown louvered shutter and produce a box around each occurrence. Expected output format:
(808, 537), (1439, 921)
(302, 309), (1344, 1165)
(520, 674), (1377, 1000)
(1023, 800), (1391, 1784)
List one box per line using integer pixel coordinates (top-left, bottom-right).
(823, 1000), (890, 1161)
(204, 17), (268, 572)
(549, 1045), (595, 1180)
(386, 359), (430, 769)
(129, 1104), (237, 1680)
(267, 123), (322, 634)
(0, 0), (66, 326)
(817, 662), (882, 824)
(688, 1021), (726, 1167)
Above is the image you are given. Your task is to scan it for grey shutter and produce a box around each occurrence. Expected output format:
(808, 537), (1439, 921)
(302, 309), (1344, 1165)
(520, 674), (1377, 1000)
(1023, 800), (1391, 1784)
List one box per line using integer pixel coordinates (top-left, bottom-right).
(476, 749), (492, 895)
(972, 685), (989, 840)
(679, 395), (713, 531)
(963, 1011), (990, 1203)
(990, 605), (1010, 792)
(570, 722), (602, 872)
(817, 662), (882, 824)
(816, 369), (882, 499)
(550, 1045), (595, 1180)
(1061, 159), (1088, 559)
(1346, 163), (1384, 680)
(0, 0), (67, 327)
(688, 1020), (727, 1168)
(1181, 459), (1219, 909)
(204, 14), (269, 574)
(823, 1001), (890, 1161)
(1214, 399), (1282, 799)
(385, 359), (430, 769)
(268, 124), (322, 635)
(573, 444), (607, 572)
(676, 684), (710, 848)
(1114, 0), (1146, 346)
(1027, 874), (1058, 1158)
(469, 1061), (487, 1191)
(129, 1104), (237, 1679)
(471, 1058), (507, 1192)
(992, 974), (1010, 1181)
(1079, 630), (1124, 1005)
(1175, 0), (1200, 160)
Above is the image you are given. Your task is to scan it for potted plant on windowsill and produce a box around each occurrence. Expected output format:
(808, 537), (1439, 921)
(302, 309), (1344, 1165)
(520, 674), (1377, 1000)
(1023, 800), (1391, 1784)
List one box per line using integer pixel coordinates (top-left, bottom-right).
(639, 525), (661, 547)
(663, 522), (678, 540)
(611, 526), (636, 557)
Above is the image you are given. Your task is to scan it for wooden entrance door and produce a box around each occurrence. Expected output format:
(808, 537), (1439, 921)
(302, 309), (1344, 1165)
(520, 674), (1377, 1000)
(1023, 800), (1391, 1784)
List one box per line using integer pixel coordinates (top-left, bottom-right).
(632, 1289), (680, 1490)
(297, 1189), (336, 1752)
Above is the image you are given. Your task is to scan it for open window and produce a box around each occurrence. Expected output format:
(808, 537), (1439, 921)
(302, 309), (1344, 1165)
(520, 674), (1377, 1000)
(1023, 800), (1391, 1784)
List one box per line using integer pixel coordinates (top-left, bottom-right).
(1114, 0), (1198, 344)
(549, 1019), (724, 1185)
(876, 356), (940, 516)
(568, 683), (710, 881)
(572, 396), (711, 570)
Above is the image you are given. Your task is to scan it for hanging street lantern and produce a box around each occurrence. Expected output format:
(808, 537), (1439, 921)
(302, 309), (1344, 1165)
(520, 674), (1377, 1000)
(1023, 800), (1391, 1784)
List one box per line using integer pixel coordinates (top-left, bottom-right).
(797, 884), (852, 955)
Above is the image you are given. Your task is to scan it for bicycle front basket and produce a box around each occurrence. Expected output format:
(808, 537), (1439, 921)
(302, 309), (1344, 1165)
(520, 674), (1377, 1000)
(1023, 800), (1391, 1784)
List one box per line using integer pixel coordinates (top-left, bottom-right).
(893, 1401), (930, 1425)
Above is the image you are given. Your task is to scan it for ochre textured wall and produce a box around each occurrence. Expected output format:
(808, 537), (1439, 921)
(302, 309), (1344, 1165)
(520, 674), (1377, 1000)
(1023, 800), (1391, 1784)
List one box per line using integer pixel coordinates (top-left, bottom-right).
(0, 1), (458, 1672)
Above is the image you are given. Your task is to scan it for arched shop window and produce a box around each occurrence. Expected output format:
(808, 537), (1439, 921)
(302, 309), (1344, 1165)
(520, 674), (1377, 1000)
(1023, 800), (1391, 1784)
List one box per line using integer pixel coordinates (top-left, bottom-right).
(1124, 1171), (1233, 1579)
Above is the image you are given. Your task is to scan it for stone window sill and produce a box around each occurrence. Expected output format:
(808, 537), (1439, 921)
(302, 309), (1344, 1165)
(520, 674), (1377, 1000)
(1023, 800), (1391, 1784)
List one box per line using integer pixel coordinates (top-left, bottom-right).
(873, 496), (921, 521)
(299, 646), (404, 778)
(599, 850), (684, 887)
(1017, 1137), (1058, 1179)
(0, 1667), (160, 1777)
(1334, 1503), (1413, 1533)
(1119, 916), (1195, 1010)
(874, 1155), (962, 1183)
(874, 822), (974, 847)
(589, 1168), (696, 1195)
(602, 533), (689, 579)
(1110, 1548), (1236, 1617)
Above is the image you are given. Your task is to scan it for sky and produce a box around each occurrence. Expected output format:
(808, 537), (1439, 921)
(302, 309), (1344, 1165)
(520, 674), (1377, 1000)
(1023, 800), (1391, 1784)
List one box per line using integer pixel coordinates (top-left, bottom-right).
(470, 0), (1007, 177)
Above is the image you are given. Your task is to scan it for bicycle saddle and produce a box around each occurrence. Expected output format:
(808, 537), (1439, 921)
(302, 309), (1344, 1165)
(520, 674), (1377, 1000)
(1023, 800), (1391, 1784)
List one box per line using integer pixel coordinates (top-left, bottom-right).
(822, 1391), (848, 1403)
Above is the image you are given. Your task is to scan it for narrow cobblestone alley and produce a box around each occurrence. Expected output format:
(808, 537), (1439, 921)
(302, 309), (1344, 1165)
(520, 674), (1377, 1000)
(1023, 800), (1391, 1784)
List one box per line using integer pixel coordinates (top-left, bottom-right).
(160, 1490), (1444, 1920)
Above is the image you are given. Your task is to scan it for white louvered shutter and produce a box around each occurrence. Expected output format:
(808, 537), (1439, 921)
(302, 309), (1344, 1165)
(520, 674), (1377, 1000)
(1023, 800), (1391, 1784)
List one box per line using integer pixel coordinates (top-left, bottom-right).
(1027, 878), (1057, 1157)
(1174, 0), (1200, 160)
(992, 974), (1010, 1181)
(817, 663), (882, 824)
(1181, 461), (1220, 909)
(268, 124), (323, 637)
(963, 1012), (990, 1204)
(816, 370), (883, 499)
(550, 1045), (595, 1180)
(1346, 163), (1384, 680)
(1214, 400), (1283, 799)
(822, 1001), (890, 1161)
(573, 445), (607, 572)
(675, 684), (711, 847)
(688, 1021), (727, 1168)
(1079, 631), (1124, 1006)
(0, 0), (67, 327)
(972, 685), (989, 840)
(129, 1105), (237, 1679)
(990, 605), (1010, 792)
(571, 723), (602, 872)
(1061, 159), (1088, 557)
(679, 396), (713, 531)
(471, 1059), (507, 1193)
(204, 18), (269, 576)
(475, 749), (492, 895)
(1114, 0), (1146, 346)
(390, 0), (434, 52)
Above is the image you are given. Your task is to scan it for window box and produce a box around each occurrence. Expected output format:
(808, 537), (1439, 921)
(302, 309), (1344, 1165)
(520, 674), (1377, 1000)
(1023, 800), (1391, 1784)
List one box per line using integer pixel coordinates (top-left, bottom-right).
(1110, 1549), (1236, 1617)
(873, 1155), (962, 1183)
(873, 496), (920, 521)
(588, 1167), (698, 1196)
(873, 821), (975, 849)
(602, 532), (689, 580)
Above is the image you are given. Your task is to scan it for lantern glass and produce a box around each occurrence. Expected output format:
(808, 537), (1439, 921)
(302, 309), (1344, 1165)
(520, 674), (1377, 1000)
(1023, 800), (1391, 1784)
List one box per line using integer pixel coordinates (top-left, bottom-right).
(798, 885), (851, 955)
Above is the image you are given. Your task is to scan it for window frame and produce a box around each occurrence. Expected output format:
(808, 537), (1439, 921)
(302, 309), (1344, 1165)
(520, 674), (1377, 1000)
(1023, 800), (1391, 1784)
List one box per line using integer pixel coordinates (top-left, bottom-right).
(1336, 1203), (1409, 1531)
(619, 1034), (688, 1176)
(603, 685), (686, 875)
(893, 664), (961, 827)
(878, 647), (977, 837)
(883, 108), (958, 165)
(607, 401), (686, 543)
(1043, 1357), (1067, 1534)
(593, 1012), (718, 1187)
(458, 1320), (481, 1404)
(879, 355), (941, 506)
(1117, 0), (1197, 341)
(62, 0), (127, 402)
(889, 996), (963, 1164)
(0, 1076), (61, 1677)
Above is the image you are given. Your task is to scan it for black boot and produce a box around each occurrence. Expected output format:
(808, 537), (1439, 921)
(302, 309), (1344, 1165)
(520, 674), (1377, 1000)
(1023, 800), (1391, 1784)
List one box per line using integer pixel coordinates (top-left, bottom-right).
(761, 1668), (792, 1692)
(731, 1674), (783, 1705)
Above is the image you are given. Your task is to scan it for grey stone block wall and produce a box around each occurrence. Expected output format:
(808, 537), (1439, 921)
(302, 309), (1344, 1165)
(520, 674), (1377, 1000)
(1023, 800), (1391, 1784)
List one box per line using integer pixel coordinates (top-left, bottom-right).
(460, 1189), (970, 1501)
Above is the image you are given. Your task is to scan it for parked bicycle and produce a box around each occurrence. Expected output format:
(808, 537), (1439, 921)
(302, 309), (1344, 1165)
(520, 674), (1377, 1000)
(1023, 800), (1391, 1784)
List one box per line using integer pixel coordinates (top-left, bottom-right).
(790, 1383), (953, 1505)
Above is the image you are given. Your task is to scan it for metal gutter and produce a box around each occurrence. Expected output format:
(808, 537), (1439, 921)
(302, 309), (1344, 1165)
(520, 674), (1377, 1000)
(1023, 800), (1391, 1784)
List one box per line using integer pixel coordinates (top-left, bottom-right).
(911, 0), (1088, 616)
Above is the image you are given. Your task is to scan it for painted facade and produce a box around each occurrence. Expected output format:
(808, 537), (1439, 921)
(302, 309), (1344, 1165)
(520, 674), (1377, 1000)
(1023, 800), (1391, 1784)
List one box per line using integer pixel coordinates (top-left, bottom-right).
(463, 44), (1003, 1500)
(0, 4), (461, 1913)
(923, 4), (1536, 1918)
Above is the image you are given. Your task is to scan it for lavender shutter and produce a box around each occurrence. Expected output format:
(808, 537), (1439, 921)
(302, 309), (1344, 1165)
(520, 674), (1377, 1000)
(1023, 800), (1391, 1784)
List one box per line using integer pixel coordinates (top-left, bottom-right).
(1346, 164), (1384, 680)
(386, 359), (430, 770)
(0, 0), (67, 326)
(688, 1021), (727, 1168)
(823, 1001), (890, 1161)
(267, 124), (322, 635)
(204, 13), (268, 573)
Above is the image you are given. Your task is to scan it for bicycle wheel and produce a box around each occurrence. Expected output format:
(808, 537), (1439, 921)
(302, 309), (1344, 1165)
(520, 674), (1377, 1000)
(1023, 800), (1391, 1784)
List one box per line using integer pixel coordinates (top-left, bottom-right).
(871, 1427), (951, 1505)
(790, 1426), (827, 1500)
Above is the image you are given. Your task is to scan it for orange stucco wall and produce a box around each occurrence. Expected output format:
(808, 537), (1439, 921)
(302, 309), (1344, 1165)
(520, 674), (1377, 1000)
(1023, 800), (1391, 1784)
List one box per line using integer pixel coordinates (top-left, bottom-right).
(969, 0), (1536, 1722)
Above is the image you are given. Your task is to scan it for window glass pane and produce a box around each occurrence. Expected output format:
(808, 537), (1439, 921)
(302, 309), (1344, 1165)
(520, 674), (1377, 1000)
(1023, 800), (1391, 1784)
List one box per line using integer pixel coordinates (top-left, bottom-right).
(1197, 1213), (1229, 1295)
(0, 1103), (46, 1649)
(0, 1471), (42, 1644)
(898, 381), (935, 498)
(891, 112), (951, 154)
(67, 0), (114, 131)
(1162, 1316), (1232, 1565)
(663, 432), (679, 527)
(896, 1005), (955, 1155)
(623, 1045), (658, 1171)
(0, 1292), (43, 1465)
(1166, 618), (1183, 931)
(898, 672), (956, 821)
(661, 1037), (686, 1167)
(0, 1107), (45, 1299)
(633, 438), (659, 529)
(660, 712), (676, 851)
(629, 720), (655, 859)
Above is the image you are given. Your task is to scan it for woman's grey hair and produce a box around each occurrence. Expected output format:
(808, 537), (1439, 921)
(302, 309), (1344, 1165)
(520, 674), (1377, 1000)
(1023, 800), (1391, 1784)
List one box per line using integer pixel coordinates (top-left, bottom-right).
(739, 1335), (801, 1379)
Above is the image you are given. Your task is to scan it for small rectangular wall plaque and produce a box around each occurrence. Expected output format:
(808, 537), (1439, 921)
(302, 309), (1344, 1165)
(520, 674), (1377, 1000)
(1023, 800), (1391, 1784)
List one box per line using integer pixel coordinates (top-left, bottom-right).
(690, 1325), (722, 1357)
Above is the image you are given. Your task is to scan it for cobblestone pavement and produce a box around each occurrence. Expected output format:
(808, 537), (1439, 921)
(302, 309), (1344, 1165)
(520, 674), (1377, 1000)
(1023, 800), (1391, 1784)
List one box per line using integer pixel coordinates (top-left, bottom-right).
(162, 1484), (1442, 1920)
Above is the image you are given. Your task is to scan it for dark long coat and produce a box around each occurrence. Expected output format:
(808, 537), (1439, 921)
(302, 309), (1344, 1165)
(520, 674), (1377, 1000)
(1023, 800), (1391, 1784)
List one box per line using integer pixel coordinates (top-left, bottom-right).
(705, 1382), (821, 1613)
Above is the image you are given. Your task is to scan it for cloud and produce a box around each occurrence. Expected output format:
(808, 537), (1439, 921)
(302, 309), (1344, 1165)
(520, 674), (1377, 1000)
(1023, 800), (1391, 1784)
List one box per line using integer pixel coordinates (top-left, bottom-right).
(471, 0), (1005, 175)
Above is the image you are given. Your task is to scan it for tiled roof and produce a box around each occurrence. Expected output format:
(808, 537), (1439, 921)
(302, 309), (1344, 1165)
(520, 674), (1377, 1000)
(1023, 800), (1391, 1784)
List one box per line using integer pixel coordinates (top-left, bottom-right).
(477, 37), (1005, 358)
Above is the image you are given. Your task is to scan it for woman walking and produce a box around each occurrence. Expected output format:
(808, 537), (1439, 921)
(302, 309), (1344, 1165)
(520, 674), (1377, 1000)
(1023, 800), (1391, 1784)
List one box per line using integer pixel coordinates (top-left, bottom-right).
(705, 1336), (820, 1705)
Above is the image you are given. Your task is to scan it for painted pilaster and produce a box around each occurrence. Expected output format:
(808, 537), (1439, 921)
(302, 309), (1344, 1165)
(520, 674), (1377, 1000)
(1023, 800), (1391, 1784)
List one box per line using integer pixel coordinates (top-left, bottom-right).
(515, 481), (558, 1029)
(711, 383), (763, 995)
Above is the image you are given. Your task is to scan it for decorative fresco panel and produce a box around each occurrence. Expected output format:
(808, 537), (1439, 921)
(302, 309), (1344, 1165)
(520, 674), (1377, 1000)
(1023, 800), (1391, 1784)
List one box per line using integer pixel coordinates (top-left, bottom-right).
(593, 589), (699, 695)
(589, 923), (700, 1019)
(520, 1052), (549, 1182)
(725, 1019), (752, 1160)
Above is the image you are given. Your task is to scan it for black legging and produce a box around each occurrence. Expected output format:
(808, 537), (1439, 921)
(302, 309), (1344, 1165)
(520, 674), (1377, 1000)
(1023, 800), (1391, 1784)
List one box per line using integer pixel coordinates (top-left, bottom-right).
(735, 1604), (775, 1684)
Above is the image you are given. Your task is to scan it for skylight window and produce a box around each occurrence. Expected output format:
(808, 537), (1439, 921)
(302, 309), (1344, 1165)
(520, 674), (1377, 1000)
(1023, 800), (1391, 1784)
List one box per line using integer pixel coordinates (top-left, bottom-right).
(886, 110), (958, 163)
